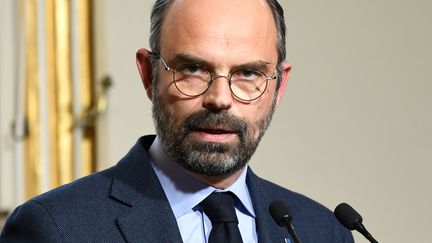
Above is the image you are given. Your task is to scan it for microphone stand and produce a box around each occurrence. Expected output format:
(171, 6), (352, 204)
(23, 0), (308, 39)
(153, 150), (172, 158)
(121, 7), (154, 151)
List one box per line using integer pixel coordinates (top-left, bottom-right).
(354, 221), (379, 243)
(284, 223), (301, 243)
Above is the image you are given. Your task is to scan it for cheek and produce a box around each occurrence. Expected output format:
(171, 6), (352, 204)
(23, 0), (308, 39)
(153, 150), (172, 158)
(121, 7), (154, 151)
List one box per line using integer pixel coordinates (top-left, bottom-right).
(253, 91), (276, 117)
(172, 98), (203, 114)
(243, 104), (267, 128)
(161, 94), (204, 126)
(245, 92), (276, 135)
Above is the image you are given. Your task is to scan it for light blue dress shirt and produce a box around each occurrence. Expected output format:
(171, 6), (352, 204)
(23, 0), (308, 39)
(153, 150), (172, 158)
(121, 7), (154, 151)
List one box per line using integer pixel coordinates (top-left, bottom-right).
(149, 137), (257, 243)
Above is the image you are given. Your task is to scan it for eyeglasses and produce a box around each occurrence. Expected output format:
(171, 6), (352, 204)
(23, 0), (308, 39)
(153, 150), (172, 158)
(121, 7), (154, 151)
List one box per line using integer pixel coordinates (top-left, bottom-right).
(155, 54), (277, 101)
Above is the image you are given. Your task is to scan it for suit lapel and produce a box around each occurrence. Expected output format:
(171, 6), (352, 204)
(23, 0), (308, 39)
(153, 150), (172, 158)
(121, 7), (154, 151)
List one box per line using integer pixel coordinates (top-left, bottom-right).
(246, 168), (292, 243)
(116, 200), (182, 243)
(110, 136), (182, 243)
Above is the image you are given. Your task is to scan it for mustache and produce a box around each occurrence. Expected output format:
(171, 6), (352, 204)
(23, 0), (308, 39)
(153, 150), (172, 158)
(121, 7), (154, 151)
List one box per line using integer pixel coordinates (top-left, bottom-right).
(182, 110), (247, 134)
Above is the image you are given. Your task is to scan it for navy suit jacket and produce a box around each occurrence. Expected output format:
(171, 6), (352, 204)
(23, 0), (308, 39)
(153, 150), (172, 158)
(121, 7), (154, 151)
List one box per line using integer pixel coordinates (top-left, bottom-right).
(0, 135), (353, 242)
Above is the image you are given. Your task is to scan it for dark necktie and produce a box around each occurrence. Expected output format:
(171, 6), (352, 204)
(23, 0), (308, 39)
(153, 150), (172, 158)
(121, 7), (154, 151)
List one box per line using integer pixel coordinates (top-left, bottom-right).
(200, 192), (243, 243)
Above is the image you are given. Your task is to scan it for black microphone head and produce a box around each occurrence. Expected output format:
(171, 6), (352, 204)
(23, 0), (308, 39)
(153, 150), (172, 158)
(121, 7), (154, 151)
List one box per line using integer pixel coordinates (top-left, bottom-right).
(269, 200), (293, 227)
(334, 203), (363, 230)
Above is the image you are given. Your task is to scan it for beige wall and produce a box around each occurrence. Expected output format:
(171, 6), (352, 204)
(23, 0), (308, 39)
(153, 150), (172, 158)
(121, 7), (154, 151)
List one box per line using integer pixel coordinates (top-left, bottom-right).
(94, 1), (431, 242)
(0, 0), (17, 211)
(93, 0), (154, 170)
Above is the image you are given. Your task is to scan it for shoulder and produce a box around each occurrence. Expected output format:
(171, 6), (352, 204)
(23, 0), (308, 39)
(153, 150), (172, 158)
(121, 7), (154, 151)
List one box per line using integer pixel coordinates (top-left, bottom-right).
(35, 166), (115, 205)
(256, 176), (327, 213)
(27, 135), (156, 209)
(252, 174), (332, 218)
(247, 170), (354, 242)
(0, 136), (157, 242)
(0, 199), (63, 242)
(0, 168), (117, 242)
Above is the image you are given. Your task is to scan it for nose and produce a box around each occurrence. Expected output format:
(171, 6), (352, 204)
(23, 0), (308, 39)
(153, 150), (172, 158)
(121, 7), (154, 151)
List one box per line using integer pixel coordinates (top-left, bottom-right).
(202, 75), (233, 111)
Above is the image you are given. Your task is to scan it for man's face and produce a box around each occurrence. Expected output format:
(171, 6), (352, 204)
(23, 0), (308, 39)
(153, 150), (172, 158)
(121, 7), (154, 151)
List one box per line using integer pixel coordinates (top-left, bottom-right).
(152, 0), (280, 177)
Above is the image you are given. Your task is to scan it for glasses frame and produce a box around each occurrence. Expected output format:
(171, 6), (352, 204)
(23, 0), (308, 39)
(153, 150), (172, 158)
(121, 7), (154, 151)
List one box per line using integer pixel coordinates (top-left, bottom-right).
(154, 53), (277, 101)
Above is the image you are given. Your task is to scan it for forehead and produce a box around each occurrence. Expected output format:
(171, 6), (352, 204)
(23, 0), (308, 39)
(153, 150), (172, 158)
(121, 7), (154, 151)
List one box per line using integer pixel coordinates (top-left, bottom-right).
(159, 0), (278, 65)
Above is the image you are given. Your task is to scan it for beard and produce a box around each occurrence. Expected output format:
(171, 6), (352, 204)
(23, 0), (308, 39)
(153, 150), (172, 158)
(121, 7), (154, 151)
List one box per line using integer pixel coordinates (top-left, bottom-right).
(152, 94), (276, 177)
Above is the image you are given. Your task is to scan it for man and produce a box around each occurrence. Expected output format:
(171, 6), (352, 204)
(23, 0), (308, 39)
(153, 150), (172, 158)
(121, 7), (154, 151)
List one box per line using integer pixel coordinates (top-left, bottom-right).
(1, 0), (353, 242)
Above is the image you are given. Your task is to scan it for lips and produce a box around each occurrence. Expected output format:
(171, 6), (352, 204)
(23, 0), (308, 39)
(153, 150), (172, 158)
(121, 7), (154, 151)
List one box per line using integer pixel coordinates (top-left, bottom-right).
(195, 126), (236, 135)
(190, 126), (239, 143)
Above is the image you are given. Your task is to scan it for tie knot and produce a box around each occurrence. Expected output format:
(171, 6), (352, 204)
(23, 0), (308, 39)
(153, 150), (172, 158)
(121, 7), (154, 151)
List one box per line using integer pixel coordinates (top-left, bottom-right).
(200, 192), (239, 224)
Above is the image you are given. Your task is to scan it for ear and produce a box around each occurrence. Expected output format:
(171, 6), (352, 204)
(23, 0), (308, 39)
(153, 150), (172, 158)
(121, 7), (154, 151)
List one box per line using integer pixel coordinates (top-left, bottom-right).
(136, 48), (154, 100)
(275, 61), (292, 110)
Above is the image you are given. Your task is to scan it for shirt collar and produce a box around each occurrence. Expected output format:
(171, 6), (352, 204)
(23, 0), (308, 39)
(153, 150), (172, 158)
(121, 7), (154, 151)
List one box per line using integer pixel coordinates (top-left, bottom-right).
(149, 137), (255, 219)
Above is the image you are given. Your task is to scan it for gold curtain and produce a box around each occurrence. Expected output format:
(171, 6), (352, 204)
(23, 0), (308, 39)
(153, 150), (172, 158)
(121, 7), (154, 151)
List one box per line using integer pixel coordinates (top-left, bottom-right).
(20, 0), (96, 199)
(77, 0), (96, 175)
(22, 0), (41, 199)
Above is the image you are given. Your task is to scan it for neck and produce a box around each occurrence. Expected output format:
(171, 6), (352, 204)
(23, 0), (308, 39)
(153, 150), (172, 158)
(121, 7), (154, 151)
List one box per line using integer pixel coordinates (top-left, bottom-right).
(189, 167), (246, 189)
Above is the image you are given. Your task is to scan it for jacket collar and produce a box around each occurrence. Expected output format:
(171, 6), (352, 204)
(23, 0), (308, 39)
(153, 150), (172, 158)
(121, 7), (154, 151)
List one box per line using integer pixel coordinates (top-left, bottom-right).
(110, 135), (183, 242)
(247, 168), (292, 243)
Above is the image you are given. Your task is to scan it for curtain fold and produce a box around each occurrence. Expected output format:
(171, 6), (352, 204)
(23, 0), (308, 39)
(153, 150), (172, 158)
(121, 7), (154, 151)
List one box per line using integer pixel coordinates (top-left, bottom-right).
(22, 0), (41, 199)
(19, 0), (96, 200)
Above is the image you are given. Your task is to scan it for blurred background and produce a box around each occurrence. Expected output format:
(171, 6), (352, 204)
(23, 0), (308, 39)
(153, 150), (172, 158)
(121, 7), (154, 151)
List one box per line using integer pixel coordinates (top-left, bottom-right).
(0, 0), (431, 242)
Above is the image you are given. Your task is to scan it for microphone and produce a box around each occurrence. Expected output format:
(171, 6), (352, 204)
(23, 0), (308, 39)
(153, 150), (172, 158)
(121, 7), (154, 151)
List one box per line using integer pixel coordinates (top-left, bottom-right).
(269, 200), (301, 243)
(334, 203), (379, 243)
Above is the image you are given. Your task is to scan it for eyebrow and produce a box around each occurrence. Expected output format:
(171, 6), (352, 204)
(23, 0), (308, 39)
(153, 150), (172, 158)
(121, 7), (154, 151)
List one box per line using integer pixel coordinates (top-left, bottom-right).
(168, 52), (274, 72)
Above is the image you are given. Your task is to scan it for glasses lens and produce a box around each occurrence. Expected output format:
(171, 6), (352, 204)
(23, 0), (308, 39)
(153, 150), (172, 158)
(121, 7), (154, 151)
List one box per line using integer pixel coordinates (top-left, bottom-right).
(230, 70), (268, 101)
(174, 65), (211, 96)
